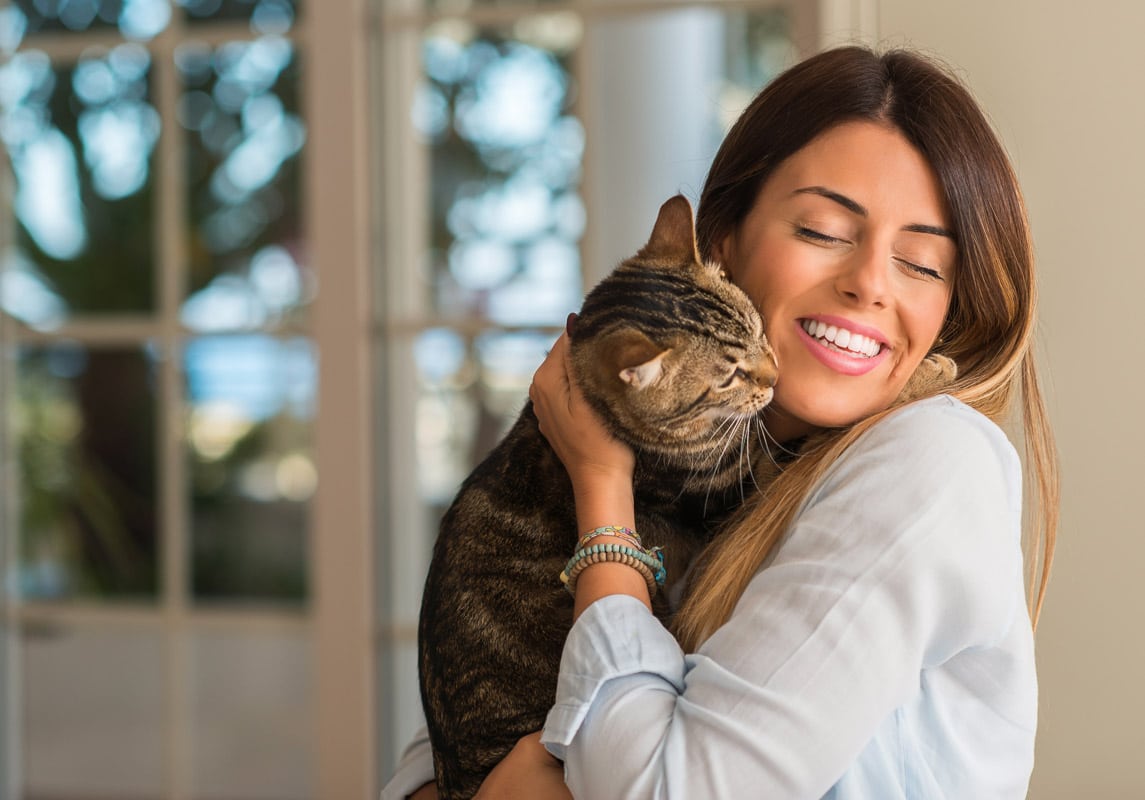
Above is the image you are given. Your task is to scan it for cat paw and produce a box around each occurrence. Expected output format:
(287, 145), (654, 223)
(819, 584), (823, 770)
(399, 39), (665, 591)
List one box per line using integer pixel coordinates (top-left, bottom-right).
(898, 353), (957, 403)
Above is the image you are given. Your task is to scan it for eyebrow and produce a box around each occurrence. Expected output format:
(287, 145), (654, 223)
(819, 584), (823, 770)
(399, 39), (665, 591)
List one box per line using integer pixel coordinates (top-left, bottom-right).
(792, 186), (956, 240)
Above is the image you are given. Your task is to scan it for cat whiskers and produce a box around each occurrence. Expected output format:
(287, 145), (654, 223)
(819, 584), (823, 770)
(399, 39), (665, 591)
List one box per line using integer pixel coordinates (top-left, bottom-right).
(679, 417), (734, 512)
(754, 417), (797, 468)
(699, 413), (758, 513)
(737, 416), (758, 502)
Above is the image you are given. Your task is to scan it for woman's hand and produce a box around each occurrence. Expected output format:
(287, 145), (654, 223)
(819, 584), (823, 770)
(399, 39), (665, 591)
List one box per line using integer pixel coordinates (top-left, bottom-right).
(529, 324), (635, 494)
(474, 731), (571, 800)
(407, 782), (438, 800)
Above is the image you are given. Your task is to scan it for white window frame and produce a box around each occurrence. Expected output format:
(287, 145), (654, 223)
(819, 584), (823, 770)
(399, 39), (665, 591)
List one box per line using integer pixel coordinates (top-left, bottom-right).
(370, 0), (876, 788)
(0, 0), (378, 797)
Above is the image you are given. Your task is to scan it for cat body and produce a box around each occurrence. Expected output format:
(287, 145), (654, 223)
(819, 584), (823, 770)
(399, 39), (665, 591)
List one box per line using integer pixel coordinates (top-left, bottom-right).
(418, 196), (778, 799)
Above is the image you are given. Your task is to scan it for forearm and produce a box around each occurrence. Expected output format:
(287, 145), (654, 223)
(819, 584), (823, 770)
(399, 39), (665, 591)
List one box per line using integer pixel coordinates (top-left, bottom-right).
(528, 330), (649, 619)
(570, 476), (650, 620)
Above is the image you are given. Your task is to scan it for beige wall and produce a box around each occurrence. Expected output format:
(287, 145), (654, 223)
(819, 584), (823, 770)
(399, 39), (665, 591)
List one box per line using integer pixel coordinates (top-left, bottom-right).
(874, 1), (1145, 796)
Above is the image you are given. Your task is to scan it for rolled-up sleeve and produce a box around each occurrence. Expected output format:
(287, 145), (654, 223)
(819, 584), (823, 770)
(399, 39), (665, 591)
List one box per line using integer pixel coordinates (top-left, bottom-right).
(381, 726), (434, 800)
(541, 397), (1027, 799)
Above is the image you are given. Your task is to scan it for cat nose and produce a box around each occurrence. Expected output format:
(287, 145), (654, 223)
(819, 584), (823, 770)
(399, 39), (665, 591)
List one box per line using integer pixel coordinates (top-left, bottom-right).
(754, 357), (778, 388)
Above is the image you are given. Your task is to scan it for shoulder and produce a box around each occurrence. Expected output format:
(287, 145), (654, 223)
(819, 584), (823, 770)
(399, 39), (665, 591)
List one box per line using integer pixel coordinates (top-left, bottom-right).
(815, 395), (1021, 505)
(789, 395), (1026, 657)
(862, 394), (1015, 461)
(793, 395), (1025, 586)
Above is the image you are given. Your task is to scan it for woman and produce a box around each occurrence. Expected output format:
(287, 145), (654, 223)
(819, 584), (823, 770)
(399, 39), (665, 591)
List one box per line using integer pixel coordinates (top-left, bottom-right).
(387, 45), (1058, 799)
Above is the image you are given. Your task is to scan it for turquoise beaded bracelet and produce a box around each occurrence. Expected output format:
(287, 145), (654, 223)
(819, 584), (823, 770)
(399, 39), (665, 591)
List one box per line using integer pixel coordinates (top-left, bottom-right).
(561, 548), (657, 595)
(560, 542), (667, 593)
(564, 542), (666, 582)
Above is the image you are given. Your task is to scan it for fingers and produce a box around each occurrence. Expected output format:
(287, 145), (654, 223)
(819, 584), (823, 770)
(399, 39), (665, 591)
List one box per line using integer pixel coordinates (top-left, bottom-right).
(530, 332), (570, 407)
(561, 346), (589, 416)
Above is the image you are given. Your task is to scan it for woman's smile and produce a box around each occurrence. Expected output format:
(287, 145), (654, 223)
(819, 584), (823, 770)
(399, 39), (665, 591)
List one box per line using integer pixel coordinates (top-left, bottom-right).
(796, 315), (889, 376)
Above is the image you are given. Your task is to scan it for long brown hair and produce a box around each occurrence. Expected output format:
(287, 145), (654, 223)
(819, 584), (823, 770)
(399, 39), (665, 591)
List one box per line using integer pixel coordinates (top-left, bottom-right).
(674, 46), (1059, 652)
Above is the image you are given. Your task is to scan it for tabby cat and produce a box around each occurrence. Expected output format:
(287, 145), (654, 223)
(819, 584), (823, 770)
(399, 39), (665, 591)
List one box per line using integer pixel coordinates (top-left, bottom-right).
(417, 195), (778, 799)
(417, 195), (957, 799)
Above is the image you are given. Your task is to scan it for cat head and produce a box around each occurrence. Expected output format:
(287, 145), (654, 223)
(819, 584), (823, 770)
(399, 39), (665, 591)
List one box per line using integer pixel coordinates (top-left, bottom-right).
(569, 195), (778, 464)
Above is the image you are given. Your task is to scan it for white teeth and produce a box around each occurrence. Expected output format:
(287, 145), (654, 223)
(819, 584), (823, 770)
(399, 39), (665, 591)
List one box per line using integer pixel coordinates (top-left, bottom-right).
(801, 319), (882, 358)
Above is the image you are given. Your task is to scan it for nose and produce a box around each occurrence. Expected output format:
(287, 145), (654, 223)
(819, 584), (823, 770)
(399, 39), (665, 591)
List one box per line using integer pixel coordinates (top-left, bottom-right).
(754, 355), (778, 389)
(834, 241), (888, 308)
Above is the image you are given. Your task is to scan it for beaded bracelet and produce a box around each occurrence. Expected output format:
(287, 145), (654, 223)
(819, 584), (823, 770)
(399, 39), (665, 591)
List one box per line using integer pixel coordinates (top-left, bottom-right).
(577, 525), (642, 550)
(561, 547), (657, 596)
(565, 542), (666, 584)
(560, 542), (666, 596)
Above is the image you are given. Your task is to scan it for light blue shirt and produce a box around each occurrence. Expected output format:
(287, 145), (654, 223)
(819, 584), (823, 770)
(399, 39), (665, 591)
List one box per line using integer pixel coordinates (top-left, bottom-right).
(384, 396), (1037, 799)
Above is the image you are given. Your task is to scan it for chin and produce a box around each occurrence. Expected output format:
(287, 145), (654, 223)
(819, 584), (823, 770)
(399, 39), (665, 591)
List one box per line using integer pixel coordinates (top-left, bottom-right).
(777, 390), (895, 431)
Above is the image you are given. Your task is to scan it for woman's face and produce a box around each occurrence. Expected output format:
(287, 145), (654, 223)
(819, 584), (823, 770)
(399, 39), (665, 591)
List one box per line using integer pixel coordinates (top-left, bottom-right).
(718, 121), (956, 441)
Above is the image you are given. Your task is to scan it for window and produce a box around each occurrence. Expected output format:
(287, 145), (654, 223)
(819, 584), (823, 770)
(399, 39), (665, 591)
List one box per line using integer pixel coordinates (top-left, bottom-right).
(372, 0), (875, 780)
(0, 1), (374, 797)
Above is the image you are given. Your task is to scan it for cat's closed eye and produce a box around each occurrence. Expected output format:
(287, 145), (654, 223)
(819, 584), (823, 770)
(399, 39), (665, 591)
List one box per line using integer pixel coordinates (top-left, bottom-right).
(718, 367), (750, 389)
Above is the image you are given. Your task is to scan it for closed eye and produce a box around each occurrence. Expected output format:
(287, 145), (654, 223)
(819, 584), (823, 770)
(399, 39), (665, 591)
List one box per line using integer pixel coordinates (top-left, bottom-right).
(795, 226), (847, 244)
(719, 368), (748, 389)
(894, 257), (944, 281)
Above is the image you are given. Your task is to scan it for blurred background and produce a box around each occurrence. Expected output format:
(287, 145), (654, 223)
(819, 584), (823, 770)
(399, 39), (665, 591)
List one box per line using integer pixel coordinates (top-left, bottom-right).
(0, 0), (1138, 798)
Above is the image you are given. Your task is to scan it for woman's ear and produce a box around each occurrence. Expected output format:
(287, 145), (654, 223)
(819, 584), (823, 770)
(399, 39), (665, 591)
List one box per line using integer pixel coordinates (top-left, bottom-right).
(713, 231), (736, 280)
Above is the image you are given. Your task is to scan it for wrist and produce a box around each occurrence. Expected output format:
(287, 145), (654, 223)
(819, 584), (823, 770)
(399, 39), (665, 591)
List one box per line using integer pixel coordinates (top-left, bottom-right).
(572, 561), (650, 618)
(572, 480), (635, 535)
(569, 457), (632, 491)
(568, 460), (633, 492)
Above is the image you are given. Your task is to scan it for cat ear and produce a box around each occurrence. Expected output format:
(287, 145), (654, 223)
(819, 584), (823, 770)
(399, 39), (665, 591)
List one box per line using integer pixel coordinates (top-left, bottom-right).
(636, 195), (700, 263)
(620, 350), (670, 390)
(600, 329), (671, 391)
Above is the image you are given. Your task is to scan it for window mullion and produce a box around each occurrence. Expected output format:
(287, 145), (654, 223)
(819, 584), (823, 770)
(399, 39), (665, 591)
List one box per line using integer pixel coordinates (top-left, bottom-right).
(151, 16), (193, 800)
(308, 0), (378, 795)
(0, 238), (21, 800)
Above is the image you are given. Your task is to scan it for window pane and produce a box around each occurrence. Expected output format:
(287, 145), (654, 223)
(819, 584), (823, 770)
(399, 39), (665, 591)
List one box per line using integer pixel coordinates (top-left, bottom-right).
(187, 335), (313, 604)
(0, 48), (158, 323)
(412, 328), (550, 508)
(418, 16), (584, 323)
(719, 8), (800, 126)
(22, 625), (164, 798)
(178, 38), (309, 333)
(15, 344), (158, 600)
(181, 0), (300, 33)
(190, 629), (313, 799)
(7, 0), (171, 39)
(412, 328), (477, 507)
(580, 6), (798, 282)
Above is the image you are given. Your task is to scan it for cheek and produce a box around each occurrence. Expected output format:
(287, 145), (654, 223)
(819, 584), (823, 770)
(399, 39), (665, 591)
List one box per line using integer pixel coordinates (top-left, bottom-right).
(737, 257), (798, 321)
(906, 291), (953, 347)
(726, 234), (790, 306)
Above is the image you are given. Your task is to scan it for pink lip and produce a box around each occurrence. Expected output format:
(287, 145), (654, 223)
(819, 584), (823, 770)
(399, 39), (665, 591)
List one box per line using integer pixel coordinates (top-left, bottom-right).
(795, 316), (890, 377)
